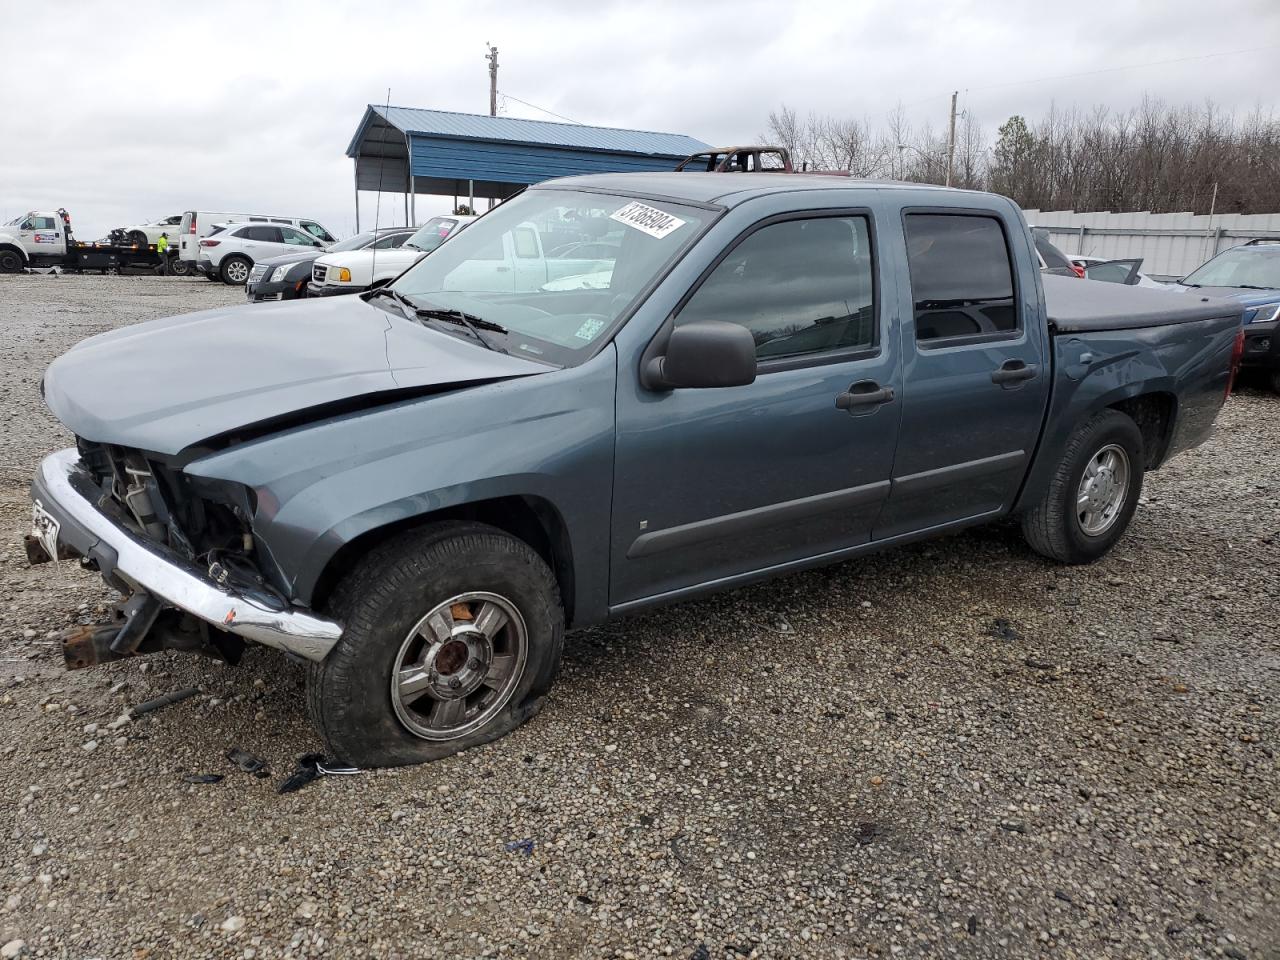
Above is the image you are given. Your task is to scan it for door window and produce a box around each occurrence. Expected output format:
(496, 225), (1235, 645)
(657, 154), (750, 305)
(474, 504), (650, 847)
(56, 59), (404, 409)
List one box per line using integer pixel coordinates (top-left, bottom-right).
(904, 214), (1018, 343)
(280, 226), (318, 246)
(28, 216), (56, 230)
(371, 232), (410, 249)
(513, 226), (541, 259)
(676, 216), (876, 362)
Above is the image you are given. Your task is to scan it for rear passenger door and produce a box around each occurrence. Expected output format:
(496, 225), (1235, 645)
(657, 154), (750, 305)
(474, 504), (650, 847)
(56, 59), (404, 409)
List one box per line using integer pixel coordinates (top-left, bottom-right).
(875, 209), (1050, 539)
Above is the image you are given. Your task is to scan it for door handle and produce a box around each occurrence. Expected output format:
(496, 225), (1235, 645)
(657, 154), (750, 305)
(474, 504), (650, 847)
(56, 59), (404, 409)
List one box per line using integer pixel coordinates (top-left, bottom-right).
(991, 359), (1038, 385)
(836, 380), (895, 410)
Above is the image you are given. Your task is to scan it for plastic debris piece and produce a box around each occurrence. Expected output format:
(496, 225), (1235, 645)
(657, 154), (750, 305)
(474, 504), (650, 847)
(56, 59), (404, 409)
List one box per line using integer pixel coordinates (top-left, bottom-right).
(277, 753), (362, 794)
(504, 838), (535, 857)
(129, 687), (199, 719)
(226, 747), (269, 778)
(182, 773), (224, 784)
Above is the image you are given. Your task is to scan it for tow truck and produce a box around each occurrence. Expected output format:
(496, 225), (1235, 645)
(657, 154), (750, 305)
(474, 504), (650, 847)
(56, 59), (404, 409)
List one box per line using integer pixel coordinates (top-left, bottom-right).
(0, 209), (187, 275)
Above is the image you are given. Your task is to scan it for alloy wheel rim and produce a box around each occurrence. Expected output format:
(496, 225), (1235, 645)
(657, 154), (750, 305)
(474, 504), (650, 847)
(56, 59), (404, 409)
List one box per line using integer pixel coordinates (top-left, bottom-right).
(390, 591), (528, 741)
(227, 261), (249, 282)
(1076, 443), (1130, 536)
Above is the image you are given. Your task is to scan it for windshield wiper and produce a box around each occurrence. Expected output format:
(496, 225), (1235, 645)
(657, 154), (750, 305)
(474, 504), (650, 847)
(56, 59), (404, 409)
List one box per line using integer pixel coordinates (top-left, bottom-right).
(1231, 284), (1275, 290)
(363, 286), (419, 318)
(414, 307), (508, 352)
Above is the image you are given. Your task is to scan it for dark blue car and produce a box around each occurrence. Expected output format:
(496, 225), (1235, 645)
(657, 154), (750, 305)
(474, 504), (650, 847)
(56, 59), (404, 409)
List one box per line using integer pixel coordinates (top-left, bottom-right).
(1173, 239), (1280, 392)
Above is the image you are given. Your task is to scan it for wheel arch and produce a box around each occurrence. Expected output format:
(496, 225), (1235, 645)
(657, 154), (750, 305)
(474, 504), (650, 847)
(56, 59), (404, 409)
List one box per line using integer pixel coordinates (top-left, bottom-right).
(305, 494), (578, 627)
(0, 243), (28, 269)
(1107, 390), (1178, 470)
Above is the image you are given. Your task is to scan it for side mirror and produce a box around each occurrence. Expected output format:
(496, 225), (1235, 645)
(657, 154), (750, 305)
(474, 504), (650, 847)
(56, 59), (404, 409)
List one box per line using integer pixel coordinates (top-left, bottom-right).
(643, 320), (757, 391)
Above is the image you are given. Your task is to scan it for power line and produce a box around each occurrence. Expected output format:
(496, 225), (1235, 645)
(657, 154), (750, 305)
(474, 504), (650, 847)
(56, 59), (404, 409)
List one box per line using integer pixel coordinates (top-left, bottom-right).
(498, 93), (584, 125)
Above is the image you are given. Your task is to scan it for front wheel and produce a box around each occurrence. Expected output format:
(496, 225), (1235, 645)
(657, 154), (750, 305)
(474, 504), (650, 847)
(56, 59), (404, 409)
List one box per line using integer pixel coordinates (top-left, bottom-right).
(128, 230), (149, 248)
(1022, 409), (1145, 564)
(306, 522), (564, 767)
(1269, 369), (1280, 395)
(0, 249), (23, 273)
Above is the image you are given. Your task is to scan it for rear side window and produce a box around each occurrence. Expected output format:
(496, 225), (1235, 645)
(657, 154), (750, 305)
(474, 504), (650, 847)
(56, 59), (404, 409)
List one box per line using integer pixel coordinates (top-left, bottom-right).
(301, 221), (336, 242)
(904, 214), (1018, 342)
(241, 225), (282, 242)
(676, 215), (876, 362)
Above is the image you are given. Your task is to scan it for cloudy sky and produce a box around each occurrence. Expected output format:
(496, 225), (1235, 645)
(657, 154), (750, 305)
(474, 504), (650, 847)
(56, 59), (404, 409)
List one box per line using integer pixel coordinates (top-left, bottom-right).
(3, 0), (1277, 239)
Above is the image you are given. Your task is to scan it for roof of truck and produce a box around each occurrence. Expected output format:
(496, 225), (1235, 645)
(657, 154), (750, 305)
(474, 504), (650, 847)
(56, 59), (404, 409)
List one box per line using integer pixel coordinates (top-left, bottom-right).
(535, 172), (980, 207)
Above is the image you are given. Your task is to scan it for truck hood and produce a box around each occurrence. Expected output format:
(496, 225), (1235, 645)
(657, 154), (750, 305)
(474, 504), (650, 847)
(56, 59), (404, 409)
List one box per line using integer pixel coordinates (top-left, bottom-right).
(43, 295), (547, 455)
(1168, 283), (1280, 307)
(316, 248), (423, 284)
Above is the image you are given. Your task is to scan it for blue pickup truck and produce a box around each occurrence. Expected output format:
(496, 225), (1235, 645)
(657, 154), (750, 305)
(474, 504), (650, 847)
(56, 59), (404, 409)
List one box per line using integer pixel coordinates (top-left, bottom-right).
(27, 174), (1244, 766)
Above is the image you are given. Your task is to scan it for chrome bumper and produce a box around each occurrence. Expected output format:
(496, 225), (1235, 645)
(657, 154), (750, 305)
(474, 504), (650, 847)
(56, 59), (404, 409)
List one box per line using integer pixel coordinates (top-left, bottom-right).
(31, 448), (342, 661)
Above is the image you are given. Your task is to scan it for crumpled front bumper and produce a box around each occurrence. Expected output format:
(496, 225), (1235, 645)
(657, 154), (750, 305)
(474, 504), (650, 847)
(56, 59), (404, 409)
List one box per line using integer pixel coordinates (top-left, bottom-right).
(29, 448), (342, 661)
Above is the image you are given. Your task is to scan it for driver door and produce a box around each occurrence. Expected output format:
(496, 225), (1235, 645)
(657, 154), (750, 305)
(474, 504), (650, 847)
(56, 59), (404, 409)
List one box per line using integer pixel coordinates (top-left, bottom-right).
(610, 211), (902, 606)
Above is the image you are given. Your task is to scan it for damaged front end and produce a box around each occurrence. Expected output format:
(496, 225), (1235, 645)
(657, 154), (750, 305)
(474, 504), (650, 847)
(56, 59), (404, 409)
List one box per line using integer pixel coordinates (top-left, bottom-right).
(27, 444), (342, 671)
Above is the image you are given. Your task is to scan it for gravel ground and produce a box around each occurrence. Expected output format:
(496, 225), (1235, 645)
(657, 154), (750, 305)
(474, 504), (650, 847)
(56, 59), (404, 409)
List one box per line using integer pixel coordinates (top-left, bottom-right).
(0, 274), (1276, 959)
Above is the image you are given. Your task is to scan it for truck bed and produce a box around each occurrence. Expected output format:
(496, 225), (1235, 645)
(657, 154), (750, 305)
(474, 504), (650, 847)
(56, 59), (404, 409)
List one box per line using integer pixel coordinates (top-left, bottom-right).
(1043, 274), (1242, 332)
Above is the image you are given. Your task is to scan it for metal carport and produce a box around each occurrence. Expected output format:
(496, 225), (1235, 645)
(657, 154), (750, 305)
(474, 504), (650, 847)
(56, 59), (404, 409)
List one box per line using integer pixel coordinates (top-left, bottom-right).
(346, 105), (707, 228)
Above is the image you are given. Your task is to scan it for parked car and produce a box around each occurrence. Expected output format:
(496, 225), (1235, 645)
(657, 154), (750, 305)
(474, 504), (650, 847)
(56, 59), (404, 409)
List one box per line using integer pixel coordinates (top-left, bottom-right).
(197, 222), (333, 285)
(1070, 255), (1168, 289)
(177, 211), (337, 274)
(1031, 230), (1084, 277)
(120, 214), (184, 248)
(308, 216), (474, 296)
(1173, 239), (1280, 392)
(27, 174), (1243, 767)
(247, 227), (415, 302)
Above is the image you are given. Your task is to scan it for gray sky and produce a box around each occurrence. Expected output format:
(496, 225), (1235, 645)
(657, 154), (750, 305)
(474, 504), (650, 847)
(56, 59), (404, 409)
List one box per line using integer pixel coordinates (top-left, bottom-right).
(3, 0), (1277, 239)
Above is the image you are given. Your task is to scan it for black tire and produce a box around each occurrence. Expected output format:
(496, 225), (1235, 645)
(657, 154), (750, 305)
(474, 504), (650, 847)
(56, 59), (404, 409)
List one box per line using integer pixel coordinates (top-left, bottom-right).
(1269, 370), (1280, 395)
(0, 249), (23, 273)
(1021, 409), (1145, 564)
(220, 255), (252, 285)
(128, 230), (149, 248)
(306, 522), (564, 767)
(168, 257), (190, 277)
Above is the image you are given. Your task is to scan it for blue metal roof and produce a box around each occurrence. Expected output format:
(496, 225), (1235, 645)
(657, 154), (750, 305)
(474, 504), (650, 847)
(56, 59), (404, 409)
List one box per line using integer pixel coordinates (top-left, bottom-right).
(347, 105), (708, 159)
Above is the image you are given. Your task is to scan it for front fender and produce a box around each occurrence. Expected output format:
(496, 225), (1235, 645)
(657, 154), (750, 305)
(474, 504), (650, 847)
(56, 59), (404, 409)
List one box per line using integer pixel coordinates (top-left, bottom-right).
(185, 346), (618, 623)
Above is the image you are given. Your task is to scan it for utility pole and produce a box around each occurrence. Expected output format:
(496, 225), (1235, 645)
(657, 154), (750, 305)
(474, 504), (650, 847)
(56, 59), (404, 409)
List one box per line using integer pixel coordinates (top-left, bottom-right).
(945, 90), (957, 188)
(485, 43), (499, 211)
(486, 44), (499, 117)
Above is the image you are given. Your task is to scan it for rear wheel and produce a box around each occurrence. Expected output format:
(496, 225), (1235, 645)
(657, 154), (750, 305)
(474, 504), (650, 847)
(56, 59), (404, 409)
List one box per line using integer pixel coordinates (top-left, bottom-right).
(220, 255), (251, 285)
(168, 257), (190, 277)
(1022, 409), (1145, 564)
(306, 522), (564, 767)
(0, 249), (22, 273)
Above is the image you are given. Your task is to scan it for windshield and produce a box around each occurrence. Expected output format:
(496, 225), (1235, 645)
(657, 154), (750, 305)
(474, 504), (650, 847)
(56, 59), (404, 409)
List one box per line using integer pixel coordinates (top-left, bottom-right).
(405, 217), (460, 252)
(390, 189), (709, 366)
(1182, 244), (1280, 289)
(330, 231), (377, 253)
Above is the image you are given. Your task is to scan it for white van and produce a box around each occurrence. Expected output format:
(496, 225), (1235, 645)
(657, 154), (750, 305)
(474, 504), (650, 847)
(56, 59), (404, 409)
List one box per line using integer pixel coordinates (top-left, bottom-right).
(177, 211), (338, 270)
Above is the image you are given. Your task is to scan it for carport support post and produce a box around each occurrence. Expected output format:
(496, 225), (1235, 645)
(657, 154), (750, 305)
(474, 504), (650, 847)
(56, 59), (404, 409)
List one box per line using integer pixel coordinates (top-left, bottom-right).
(353, 163), (360, 233)
(469, 180), (474, 216)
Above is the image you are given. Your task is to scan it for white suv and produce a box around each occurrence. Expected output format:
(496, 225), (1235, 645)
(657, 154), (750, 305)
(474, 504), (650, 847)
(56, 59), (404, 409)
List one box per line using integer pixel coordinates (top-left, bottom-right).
(198, 223), (331, 285)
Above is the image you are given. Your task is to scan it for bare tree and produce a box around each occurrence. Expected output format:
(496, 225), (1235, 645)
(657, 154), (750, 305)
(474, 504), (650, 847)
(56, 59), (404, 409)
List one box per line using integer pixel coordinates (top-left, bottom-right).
(763, 99), (1280, 213)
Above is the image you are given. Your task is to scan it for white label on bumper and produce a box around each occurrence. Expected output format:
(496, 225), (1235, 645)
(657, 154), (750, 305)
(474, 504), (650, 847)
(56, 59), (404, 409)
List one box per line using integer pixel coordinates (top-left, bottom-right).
(31, 499), (60, 561)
